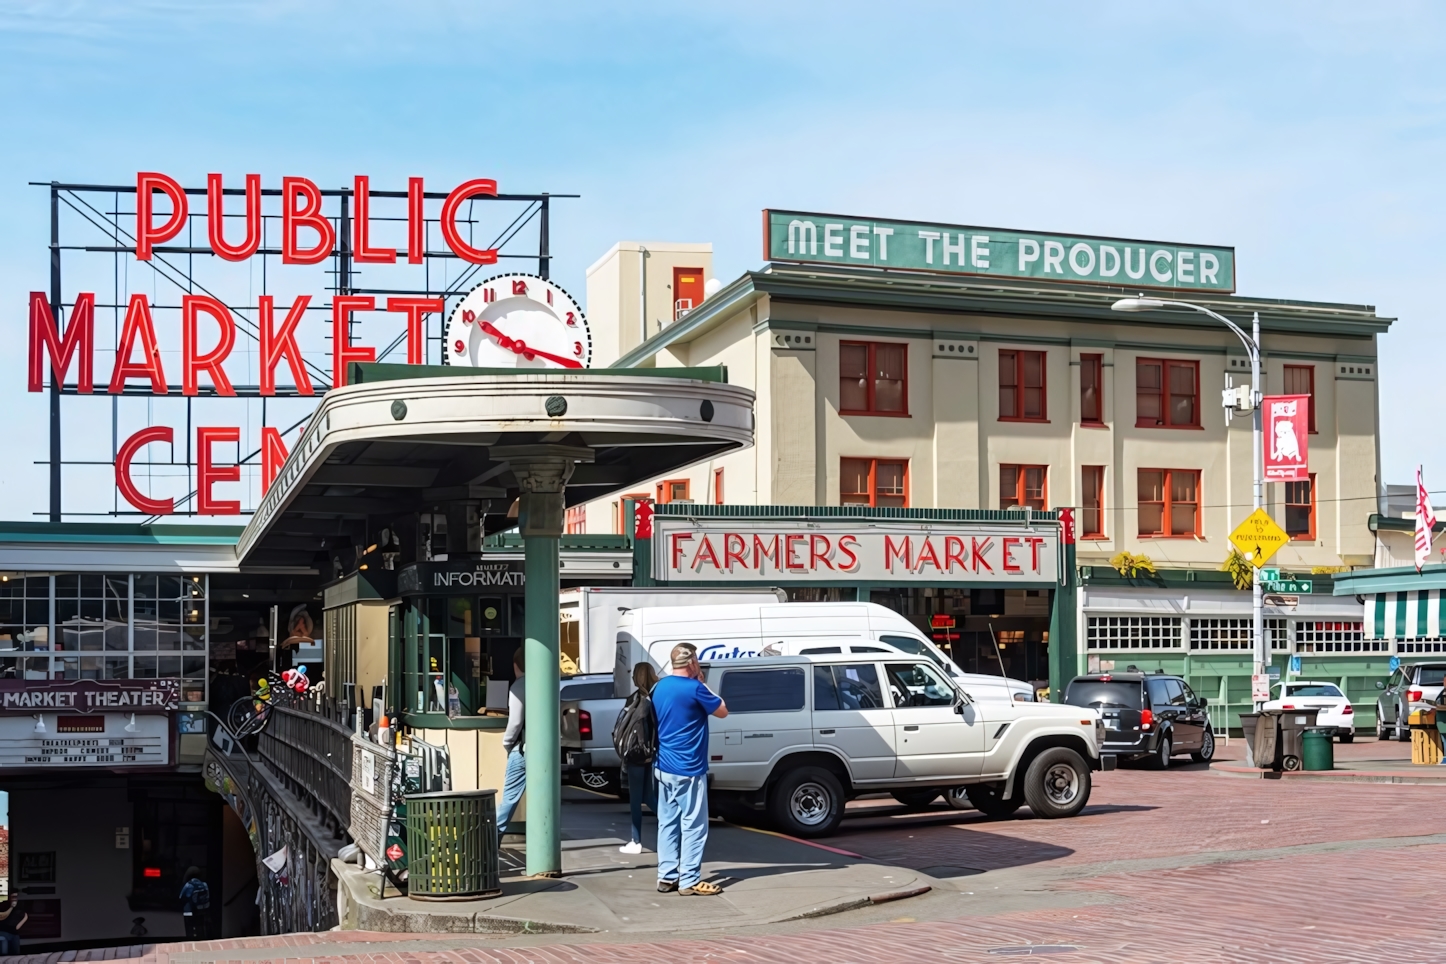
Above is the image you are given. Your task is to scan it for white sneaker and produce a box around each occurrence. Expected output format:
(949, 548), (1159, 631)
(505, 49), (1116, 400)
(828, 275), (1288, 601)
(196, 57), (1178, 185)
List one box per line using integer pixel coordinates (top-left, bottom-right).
(619, 840), (644, 855)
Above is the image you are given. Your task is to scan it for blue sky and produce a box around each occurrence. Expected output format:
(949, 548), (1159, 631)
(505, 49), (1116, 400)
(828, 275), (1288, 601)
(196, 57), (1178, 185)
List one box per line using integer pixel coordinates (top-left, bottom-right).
(1, 2), (1444, 518)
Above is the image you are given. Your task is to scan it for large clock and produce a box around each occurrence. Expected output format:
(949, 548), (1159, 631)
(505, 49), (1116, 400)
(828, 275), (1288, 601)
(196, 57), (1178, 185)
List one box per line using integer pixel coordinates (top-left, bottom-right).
(444, 273), (591, 370)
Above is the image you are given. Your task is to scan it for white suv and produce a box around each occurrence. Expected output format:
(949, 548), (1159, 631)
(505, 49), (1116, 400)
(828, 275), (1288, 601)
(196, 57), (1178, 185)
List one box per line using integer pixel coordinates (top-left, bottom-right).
(701, 653), (1109, 837)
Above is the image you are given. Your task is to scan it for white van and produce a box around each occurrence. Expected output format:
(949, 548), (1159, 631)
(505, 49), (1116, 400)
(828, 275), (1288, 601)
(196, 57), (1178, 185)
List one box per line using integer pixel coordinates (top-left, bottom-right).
(559, 586), (786, 675)
(613, 601), (1033, 703)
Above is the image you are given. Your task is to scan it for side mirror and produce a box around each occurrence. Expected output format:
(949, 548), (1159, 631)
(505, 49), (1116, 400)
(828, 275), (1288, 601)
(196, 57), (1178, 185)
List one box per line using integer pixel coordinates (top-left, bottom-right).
(1197, 696), (1208, 707)
(1376, 680), (1386, 689)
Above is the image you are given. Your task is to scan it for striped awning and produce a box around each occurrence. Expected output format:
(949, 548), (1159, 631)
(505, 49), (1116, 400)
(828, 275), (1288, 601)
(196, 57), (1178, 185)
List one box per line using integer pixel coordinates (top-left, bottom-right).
(1365, 590), (1446, 640)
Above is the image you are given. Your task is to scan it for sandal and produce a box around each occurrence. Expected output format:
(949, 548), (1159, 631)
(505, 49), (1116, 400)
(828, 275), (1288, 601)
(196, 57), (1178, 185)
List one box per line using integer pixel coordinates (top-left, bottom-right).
(678, 880), (722, 896)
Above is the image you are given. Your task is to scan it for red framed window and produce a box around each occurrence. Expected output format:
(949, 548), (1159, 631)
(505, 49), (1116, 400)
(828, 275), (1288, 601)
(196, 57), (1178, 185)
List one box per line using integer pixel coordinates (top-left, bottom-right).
(713, 467), (725, 505)
(612, 494), (650, 535)
(656, 479), (690, 504)
(1286, 475), (1316, 540)
(564, 505), (587, 535)
(1081, 466), (1105, 538)
(1138, 469), (1200, 537)
(839, 341), (908, 415)
(1284, 364), (1316, 433)
(1000, 465), (1048, 511)
(1136, 358), (1200, 428)
(841, 458), (908, 508)
(1080, 354), (1103, 425)
(999, 349), (1047, 421)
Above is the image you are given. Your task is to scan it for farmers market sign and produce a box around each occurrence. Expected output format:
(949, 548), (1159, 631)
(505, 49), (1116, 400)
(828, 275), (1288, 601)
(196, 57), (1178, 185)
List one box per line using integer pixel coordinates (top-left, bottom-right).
(764, 209), (1235, 293)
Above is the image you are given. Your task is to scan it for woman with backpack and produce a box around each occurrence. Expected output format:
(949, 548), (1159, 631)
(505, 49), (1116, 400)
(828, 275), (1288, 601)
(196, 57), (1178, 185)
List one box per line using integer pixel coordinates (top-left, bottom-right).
(615, 662), (659, 855)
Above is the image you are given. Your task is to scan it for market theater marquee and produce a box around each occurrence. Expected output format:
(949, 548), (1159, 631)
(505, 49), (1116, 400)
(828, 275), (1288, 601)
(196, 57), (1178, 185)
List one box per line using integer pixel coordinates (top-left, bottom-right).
(654, 519), (1060, 584)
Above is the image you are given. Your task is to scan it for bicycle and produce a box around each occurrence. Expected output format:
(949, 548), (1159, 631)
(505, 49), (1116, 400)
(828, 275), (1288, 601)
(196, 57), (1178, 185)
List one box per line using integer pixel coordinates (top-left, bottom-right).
(226, 666), (314, 739)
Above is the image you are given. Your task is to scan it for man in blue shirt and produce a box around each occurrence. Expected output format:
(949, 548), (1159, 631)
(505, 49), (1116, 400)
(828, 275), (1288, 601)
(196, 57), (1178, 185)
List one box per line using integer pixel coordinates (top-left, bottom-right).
(651, 643), (727, 895)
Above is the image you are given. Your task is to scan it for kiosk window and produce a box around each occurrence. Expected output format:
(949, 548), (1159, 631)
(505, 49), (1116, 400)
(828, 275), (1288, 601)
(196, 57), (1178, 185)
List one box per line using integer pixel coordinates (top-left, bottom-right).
(718, 668), (805, 712)
(813, 663), (885, 711)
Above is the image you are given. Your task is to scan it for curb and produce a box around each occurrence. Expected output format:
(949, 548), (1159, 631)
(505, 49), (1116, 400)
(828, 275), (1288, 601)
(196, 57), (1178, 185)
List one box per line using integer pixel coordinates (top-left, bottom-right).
(778, 885), (932, 921)
(1211, 763), (1446, 785)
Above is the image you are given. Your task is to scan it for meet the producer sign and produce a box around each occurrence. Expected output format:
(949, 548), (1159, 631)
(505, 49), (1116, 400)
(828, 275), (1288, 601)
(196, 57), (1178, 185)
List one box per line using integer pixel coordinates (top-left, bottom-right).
(653, 520), (1059, 583)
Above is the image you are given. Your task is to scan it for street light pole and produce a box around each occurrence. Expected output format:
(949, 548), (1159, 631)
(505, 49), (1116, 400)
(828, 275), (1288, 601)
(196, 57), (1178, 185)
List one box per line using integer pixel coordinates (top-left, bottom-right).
(1112, 298), (1267, 708)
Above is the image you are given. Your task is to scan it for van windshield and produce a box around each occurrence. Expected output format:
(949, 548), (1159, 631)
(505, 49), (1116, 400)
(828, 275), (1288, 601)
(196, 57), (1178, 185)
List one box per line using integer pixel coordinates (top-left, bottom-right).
(879, 635), (950, 671)
(1064, 680), (1143, 710)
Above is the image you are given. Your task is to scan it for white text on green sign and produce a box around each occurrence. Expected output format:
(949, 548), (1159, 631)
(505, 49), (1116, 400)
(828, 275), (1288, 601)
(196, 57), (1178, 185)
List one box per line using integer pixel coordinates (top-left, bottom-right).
(765, 210), (1235, 293)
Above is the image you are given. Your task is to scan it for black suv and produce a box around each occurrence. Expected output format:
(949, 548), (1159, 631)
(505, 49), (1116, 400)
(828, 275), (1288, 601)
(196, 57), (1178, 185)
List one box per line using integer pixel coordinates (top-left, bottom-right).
(1063, 673), (1214, 768)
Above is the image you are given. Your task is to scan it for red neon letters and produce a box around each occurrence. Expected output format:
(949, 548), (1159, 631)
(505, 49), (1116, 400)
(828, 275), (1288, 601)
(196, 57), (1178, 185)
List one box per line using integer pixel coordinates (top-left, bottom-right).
(207, 173), (263, 261)
(115, 426), (175, 515)
(259, 295), (314, 396)
(386, 297), (444, 365)
(196, 426), (242, 515)
(352, 175), (396, 264)
(260, 426), (289, 495)
(29, 291), (94, 393)
(440, 178), (500, 265)
(281, 176), (335, 264)
(332, 296), (377, 388)
(109, 294), (168, 394)
(135, 172), (187, 261)
(181, 295), (237, 396)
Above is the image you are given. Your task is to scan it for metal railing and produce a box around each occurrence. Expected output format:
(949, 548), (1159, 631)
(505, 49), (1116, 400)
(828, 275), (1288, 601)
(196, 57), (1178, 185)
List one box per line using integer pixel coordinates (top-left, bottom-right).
(256, 695), (355, 838)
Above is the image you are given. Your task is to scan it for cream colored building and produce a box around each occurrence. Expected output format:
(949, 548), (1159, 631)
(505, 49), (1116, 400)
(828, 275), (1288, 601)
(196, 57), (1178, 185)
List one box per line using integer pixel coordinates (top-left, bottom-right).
(578, 251), (1389, 575)
(584, 241), (714, 366)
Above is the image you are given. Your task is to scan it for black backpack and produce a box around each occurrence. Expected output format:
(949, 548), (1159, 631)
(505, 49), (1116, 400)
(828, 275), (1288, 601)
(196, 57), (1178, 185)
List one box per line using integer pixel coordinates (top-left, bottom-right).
(611, 689), (658, 766)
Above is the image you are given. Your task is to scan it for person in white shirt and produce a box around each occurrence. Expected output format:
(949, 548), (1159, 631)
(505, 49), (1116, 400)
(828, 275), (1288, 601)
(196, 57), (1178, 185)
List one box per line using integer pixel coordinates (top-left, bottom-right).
(495, 649), (526, 840)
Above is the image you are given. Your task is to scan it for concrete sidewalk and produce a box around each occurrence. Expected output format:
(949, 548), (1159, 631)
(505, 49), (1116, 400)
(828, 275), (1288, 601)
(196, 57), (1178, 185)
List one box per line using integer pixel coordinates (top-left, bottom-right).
(335, 787), (936, 935)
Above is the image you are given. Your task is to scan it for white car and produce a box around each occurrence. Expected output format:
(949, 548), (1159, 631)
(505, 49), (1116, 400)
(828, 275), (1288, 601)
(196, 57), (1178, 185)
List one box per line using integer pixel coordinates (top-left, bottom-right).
(1263, 681), (1355, 742)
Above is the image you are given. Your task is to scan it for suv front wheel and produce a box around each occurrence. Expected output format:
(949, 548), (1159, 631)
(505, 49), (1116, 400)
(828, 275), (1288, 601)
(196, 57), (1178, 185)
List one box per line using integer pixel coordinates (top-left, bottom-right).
(1023, 747), (1092, 819)
(769, 766), (845, 838)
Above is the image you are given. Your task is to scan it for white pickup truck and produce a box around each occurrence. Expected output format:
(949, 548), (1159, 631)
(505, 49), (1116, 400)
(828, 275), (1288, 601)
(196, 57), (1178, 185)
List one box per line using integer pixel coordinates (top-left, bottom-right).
(570, 651), (1109, 837)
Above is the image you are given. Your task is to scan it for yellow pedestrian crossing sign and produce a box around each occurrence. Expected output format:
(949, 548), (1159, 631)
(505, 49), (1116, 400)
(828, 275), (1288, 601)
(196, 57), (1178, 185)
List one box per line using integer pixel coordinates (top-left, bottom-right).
(1229, 508), (1290, 567)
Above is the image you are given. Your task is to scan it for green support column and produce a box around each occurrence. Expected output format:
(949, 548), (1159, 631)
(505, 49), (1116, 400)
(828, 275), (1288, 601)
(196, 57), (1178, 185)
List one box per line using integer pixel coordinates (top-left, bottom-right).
(1049, 514), (1079, 703)
(493, 444), (591, 878)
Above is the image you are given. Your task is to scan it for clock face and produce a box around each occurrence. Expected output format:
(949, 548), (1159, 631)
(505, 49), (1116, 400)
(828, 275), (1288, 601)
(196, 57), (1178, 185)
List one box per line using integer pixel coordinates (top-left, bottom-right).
(444, 274), (591, 370)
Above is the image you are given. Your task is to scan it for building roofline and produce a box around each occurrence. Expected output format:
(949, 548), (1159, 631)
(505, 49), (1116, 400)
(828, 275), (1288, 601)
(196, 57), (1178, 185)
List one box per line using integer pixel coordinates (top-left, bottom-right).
(612, 263), (1392, 369)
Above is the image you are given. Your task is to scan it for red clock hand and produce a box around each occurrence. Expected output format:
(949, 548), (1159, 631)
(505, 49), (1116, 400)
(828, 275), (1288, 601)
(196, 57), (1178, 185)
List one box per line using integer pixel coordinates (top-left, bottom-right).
(477, 321), (583, 368)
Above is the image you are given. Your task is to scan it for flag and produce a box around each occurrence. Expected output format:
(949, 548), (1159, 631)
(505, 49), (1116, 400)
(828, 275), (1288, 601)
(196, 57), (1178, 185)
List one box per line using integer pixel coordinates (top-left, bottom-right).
(1416, 466), (1436, 571)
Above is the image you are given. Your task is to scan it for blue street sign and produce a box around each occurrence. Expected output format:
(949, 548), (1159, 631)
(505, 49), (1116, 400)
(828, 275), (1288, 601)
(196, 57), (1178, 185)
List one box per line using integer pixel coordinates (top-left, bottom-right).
(1390, 656), (1401, 672)
(1290, 656), (1302, 674)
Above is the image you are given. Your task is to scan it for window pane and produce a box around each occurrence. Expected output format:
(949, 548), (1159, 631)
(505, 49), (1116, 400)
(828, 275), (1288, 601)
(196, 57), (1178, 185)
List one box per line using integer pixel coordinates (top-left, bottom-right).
(1022, 352), (1044, 388)
(999, 351), (1017, 418)
(1286, 504), (1312, 536)
(1000, 466), (1019, 509)
(1082, 466), (1103, 536)
(841, 459), (872, 504)
(874, 344), (906, 412)
(718, 668), (805, 712)
(884, 662), (956, 707)
(875, 462), (906, 507)
(1138, 470), (1164, 502)
(1171, 472), (1197, 505)
(104, 656), (129, 679)
(825, 664), (884, 710)
(813, 664), (842, 711)
(1170, 502), (1197, 535)
(840, 344), (869, 411)
(1137, 361), (1162, 424)
(1169, 364), (1196, 426)
(1081, 356), (1101, 422)
(1024, 467), (1046, 510)
(1138, 504), (1163, 535)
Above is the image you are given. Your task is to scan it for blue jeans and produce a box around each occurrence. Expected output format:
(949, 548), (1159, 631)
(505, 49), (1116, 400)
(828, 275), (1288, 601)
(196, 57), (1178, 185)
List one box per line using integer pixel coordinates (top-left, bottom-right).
(626, 763), (657, 844)
(655, 769), (708, 888)
(495, 747), (526, 839)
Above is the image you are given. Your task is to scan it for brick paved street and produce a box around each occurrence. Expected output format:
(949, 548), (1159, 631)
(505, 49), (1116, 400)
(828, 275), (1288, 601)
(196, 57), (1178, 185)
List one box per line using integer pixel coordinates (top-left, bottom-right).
(18, 737), (1446, 964)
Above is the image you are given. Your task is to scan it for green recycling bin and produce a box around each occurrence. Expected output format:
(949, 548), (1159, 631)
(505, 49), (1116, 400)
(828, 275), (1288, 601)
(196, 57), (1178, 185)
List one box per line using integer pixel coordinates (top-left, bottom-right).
(404, 789), (502, 900)
(1302, 727), (1335, 772)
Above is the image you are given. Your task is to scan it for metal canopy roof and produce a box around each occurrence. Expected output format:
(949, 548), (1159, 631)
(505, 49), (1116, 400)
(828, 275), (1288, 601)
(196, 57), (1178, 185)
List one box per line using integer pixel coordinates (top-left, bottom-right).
(236, 365), (754, 570)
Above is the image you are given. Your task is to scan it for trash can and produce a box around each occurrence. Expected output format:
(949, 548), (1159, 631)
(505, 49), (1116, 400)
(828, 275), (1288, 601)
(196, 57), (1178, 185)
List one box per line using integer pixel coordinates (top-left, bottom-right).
(1239, 712), (1266, 768)
(1302, 727), (1335, 771)
(404, 789), (502, 900)
(1276, 709), (1320, 771)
